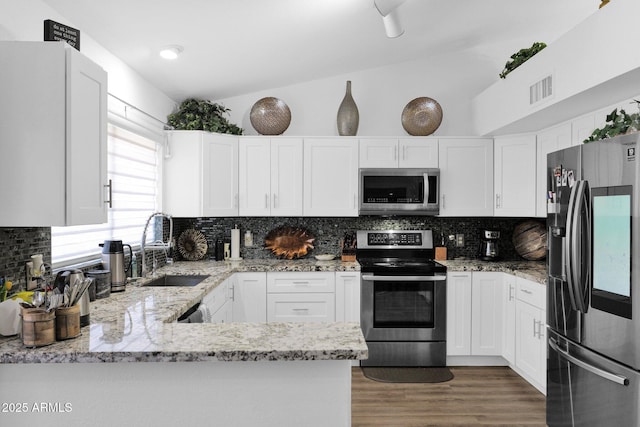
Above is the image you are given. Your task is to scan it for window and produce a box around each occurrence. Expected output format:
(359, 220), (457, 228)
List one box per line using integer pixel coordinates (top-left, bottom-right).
(52, 123), (161, 267)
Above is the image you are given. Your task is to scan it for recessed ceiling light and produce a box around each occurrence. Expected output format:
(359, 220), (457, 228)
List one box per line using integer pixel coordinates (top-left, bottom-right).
(159, 45), (183, 60)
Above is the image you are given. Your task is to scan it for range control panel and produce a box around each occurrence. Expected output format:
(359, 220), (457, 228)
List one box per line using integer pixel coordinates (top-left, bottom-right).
(366, 231), (422, 246)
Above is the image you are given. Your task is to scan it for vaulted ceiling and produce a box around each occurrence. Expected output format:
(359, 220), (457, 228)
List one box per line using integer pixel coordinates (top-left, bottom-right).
(42, 0), (599, 102)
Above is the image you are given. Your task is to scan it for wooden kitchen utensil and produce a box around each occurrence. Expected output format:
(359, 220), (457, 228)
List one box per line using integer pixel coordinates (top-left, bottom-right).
(21, 308), (55, 347)
(55, 304), (81, 340)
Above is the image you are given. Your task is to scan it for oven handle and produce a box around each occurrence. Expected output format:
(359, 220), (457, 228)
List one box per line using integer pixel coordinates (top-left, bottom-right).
(361, 274), (447, 282)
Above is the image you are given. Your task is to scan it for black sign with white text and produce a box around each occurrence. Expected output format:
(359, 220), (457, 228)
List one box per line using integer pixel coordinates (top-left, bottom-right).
(44, 19), (80, 50)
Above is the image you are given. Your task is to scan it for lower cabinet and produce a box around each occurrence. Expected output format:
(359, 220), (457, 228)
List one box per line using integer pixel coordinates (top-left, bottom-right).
(335, 272), (361, 323)
(513, 277), (547, 393)
(203, 277), (233, 323)
(232, 272), (267, 322)
(446, 272), (503, 357)
(502, 274), (517, 365)
(266, 272), (336, 323)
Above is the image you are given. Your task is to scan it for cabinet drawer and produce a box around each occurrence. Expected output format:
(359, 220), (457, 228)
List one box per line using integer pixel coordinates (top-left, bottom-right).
(202, 280), (230, 314)
(267, 272), (335, 293)
(516, 277), (545, 309)
(267, 293), (335, 323)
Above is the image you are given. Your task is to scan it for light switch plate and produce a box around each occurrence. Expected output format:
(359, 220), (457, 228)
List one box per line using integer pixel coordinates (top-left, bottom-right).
(455, 234), (464, 247)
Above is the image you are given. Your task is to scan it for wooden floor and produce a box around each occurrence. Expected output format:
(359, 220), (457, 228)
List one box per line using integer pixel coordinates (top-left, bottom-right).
(352, 366), (546, 427)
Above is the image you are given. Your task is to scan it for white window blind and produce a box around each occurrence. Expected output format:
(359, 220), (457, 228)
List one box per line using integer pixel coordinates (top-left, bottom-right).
(52, 123), (160, 267)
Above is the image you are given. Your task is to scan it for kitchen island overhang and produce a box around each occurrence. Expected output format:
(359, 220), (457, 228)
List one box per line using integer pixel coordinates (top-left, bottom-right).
(0, 260), (366, 427)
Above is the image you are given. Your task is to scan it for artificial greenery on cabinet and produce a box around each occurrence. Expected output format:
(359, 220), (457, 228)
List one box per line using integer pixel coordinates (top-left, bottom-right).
(167, 98), (243, 135)
(499, 42), (547, 79)
(584, 103), (640, 143)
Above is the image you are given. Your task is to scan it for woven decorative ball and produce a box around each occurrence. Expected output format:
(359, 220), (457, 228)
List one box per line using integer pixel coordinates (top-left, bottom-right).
(250, 97), (291, 135)
(512, 220), (547, 261)
(401, 97), (443, 136)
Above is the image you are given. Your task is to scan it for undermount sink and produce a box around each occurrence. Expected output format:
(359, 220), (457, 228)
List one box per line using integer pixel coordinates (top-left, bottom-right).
(143, 274), (210, 287)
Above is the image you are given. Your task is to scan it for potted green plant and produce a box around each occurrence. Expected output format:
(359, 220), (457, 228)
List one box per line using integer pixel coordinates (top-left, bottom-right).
(499, 42), (547, 79)
(584, 102), (640, 143)
(167, 98), (243, 135)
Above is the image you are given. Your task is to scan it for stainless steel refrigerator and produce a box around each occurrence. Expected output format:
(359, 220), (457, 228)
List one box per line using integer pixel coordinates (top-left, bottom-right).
(547, 133), (640, 426)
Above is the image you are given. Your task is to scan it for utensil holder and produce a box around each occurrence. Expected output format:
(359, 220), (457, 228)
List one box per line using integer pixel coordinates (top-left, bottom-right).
(55, 304), (81, 340)
(21, 308), (55, 347)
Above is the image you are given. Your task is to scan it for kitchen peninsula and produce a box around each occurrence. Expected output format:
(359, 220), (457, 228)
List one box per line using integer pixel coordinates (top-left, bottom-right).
(0, 259), (366, 427)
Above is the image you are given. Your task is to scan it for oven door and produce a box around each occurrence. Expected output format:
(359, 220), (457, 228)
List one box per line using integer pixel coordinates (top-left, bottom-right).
(360, 273), (447, 342)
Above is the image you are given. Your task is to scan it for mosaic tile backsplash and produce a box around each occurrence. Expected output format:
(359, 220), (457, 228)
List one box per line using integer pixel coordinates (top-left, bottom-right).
(172, 216), (544, 262)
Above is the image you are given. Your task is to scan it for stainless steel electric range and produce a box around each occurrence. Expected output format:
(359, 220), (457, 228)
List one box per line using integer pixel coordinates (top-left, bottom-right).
(357, 230), (447, 367)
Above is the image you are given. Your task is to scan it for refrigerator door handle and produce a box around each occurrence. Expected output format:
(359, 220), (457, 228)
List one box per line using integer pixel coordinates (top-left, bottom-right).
(549, 338), (629, 386)
(564, 180), (590, 313)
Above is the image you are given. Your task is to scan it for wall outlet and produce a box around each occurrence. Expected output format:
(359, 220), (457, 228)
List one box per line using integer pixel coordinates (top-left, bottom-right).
(455, 234), (465, 247)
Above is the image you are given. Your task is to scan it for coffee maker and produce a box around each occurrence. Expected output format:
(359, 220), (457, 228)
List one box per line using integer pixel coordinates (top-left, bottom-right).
(478, 230), (501, 261)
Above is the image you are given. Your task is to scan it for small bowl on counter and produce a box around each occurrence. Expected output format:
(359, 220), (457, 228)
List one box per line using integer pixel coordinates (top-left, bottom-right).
(315, 254), (336, 261)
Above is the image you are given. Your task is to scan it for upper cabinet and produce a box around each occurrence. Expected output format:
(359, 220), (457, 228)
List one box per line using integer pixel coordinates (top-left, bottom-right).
(304, 138), (359, 216)
(493, 134), (537, 217)
(239, 137), (303, 216)
(472, 0), (640, 136)
(359, 138), (438, 168)
(164, 131), (238, 217)
(0, 41), (108, 226)
(438, 138), (493, 217)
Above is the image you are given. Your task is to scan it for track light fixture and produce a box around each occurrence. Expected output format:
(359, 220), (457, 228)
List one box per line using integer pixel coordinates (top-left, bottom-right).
(374, 0), (407, 38)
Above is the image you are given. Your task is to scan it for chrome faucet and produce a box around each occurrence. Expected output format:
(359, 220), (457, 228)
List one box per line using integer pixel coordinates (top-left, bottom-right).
(140, 212), (173, 278)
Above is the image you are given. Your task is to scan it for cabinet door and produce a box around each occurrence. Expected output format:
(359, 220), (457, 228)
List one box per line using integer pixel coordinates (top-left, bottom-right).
(232, 272), (267, 323)
(66, 47), (108, 225)
(494, 134), (536, 217)
(303, 138), (358, 216)
(572, 114), (596, 146)
(267, 272), (335, 293)
(471, 272), (503, 356)
(398, 138), (438, 168)
(536, 124), (572, 217)
(271, 138), (303, 216)
(335, 272), (360, 323)
(515, 300), (546, 389)
(210, 300), (233, 323)
(163, 132), (203, 217)
(446, 272), (472, 356)
(203, 133), (238, 216)
(267, 293), (336, 323)
(359, 138), (398, 168)
(239, 137), (271, 216)
(502, 274), (516, 365)
(438, 138), (493, 216)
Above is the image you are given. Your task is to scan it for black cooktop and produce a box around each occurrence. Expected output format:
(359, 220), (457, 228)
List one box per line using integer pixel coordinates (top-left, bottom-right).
(357, 257), (447, 274)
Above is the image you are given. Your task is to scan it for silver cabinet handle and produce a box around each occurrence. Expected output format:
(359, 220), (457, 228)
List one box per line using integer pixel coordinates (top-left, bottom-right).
(521, 289), (533, 295)
(509, 285), (515, 301)
(265, 193), (269, 209)
(273, 193), (277, 209)
(549, 338), (629, 386)
(103, 179), (113, 208)
(442, 194), (445, 210)
(496, 194), (501, 208)
(292, 281), (310, 286)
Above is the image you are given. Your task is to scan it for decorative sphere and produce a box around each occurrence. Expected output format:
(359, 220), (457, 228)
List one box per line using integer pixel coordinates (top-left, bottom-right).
(512, 220), (547, 260)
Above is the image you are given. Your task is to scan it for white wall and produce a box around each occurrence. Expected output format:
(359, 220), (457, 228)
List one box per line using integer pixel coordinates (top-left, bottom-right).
(0, 0), (175, 122)
(216, 49), (500, 137)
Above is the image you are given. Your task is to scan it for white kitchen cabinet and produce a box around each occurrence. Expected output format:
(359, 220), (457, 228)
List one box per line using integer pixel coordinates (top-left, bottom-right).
(164, 130), (238, 217)
(535, 123), (572, 217)
(438, 138), (493, 216)
(514, 277), (547, 394)
(238, 137), (303, 216)
(359, 138), (438, 168)
(232, 272), (267, 322)
(303, 138), (359, 216)
(335, 272), (361, 323)
(502, 274), (517, 365)
(446, 272), (472, 356)
(203, 277), (234, 323)
(471, 272), (504, 356)
(266, 272), (336, 323)
(494, 134), (537, 217)
(0, 41), (107, 226)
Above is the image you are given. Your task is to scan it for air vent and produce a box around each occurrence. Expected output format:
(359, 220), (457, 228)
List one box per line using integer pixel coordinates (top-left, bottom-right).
(530, 75), (553, 105)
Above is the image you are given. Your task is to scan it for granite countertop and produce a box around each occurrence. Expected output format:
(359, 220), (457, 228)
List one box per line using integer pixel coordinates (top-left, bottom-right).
(440, 259), (546, 284)
(0, 259), (366, 364)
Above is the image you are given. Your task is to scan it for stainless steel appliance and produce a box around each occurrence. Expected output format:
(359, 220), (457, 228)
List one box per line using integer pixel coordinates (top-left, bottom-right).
(359, 168), (439, 215)
(357, 230), (447, 366)
(546, 133), (640, 426)
(478, 229), (501, 261)
(99, 240), (132, 292)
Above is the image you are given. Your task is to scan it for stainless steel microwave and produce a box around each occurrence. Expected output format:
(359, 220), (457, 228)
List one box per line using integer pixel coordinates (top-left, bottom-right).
(359, 168), (440, 216)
